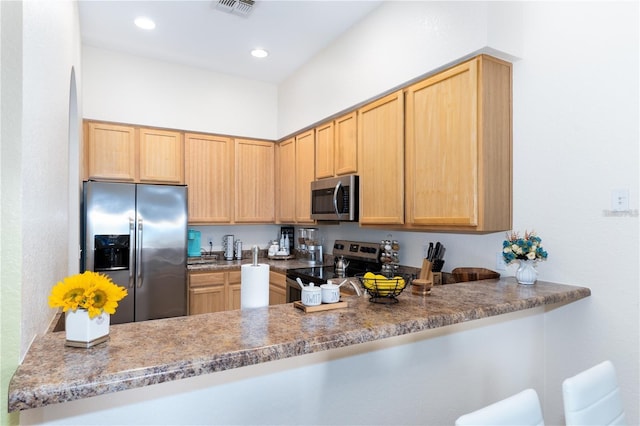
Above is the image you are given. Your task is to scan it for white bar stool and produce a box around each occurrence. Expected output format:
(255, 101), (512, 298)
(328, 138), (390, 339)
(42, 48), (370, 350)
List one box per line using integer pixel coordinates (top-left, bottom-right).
(455, 388), (545, 426)
(562, 360), (626, 425)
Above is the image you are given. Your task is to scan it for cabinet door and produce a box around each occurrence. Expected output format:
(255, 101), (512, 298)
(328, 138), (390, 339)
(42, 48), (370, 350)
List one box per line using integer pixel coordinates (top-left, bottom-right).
(227, 271), (242, 310)
(295, 130), (316, 223)
(185, 133), (233, 223)
(334, 111), (358, 176)
(234, 139), (275, 223)
(405, 59), (478, 226)
(138, 128), (184, 184)
(189, 286), (226, 315)
(269, 271), (286, 305)
(276, 138), (296, 223)
(315, 122), (334, 179)
(188, 272), (226, 315)
(358, 91), (405, 225)
(86, 122), (136, 181)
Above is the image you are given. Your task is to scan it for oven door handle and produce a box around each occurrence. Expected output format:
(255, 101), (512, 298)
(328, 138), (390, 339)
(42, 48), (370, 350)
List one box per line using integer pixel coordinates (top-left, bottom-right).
(332, 181), (342, 217)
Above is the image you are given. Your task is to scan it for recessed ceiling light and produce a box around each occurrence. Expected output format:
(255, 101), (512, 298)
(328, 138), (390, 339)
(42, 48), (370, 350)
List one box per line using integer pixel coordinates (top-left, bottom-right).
(251, 48), (268, 58)
(134, 17), (156, 30)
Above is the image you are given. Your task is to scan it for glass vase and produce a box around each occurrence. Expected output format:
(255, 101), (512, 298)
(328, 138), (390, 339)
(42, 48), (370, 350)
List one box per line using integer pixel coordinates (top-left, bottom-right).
(516, 259), (538, 285)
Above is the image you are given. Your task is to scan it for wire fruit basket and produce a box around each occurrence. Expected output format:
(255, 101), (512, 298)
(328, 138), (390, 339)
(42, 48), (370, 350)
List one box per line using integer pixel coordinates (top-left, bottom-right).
(356, 272), (410, 304)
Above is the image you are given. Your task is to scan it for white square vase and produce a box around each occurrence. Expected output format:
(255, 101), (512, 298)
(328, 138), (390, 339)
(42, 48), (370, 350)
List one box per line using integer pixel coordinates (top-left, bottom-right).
(65, 309), (110, 348)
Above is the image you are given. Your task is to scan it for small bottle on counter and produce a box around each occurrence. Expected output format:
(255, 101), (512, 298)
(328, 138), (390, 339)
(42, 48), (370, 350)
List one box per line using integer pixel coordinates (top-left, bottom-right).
(235, 240), (242, 260)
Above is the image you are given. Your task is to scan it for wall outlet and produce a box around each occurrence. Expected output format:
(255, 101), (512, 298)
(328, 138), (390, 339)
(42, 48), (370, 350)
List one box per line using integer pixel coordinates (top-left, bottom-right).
(611, 189), (629, 211)
(496, 252), (507, 271)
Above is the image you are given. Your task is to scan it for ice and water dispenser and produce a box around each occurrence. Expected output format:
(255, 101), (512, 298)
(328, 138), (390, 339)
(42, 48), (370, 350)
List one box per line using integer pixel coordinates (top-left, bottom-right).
(94, 235), (130, 271)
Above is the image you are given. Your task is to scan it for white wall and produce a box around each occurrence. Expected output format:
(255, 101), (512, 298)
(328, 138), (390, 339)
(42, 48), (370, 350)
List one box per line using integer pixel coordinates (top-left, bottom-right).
(279, 2), (639, 424)
(0, 0), (83, 424)
(278, 1), (490, 137)
(20, 0), (83, 357)
(82, 45), (278, 140)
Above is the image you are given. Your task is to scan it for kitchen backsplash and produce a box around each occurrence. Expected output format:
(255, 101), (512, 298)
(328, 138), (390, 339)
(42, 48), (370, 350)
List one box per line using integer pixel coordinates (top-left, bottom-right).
(189, 223), (507, 275)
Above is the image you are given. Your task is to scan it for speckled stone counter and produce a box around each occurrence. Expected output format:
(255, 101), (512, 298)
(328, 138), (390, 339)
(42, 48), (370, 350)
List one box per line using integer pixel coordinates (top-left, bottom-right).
(8, 279), (590, 412)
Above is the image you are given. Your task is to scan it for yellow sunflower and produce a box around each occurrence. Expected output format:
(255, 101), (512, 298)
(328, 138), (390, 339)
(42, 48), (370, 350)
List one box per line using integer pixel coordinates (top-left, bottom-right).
(85, 275), (128, 318)
(48, 274), (89, 312)
(48, 271), (127, 318)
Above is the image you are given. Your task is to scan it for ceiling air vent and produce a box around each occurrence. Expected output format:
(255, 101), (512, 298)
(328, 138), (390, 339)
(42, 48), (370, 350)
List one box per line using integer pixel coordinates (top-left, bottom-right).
(216, 0), (255, 17)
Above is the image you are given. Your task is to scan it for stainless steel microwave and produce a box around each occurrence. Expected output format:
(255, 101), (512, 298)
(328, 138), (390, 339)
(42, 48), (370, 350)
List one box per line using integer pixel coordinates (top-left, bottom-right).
(310, 175), (359, 221)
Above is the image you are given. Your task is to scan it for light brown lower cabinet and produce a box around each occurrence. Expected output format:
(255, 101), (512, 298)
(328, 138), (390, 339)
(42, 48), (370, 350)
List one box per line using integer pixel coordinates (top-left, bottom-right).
(269, 271), (286, 305)
(188, 270), (241, 315)
(189, 269), (285, 315)
(227, 271), (242, 310)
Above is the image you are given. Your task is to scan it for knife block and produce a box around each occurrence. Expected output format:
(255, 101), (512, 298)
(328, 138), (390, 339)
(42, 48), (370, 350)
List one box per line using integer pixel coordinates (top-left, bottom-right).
(412, 259), (433, 296)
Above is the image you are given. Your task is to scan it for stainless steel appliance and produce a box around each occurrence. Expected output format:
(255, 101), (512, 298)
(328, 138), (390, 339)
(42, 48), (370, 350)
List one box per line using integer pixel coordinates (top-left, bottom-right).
(286, 239), (381, 303)
(223, 235), (235, 260)
(310, 175), (359, 221)
(296, 227), (323, 265)
(82, 181), (188, 324)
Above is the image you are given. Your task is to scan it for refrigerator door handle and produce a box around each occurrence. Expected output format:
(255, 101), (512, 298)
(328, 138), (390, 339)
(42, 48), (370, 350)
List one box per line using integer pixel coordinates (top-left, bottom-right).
(128, 218), (135, 289)
(136, 218), (143, 288)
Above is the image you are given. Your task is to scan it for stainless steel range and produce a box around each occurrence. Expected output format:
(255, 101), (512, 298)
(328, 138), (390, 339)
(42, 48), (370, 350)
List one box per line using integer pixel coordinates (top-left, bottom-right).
(285, 239), (382, 303)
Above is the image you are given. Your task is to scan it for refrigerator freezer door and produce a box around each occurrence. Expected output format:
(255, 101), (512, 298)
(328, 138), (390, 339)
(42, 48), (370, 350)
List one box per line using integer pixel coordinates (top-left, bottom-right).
(84, 182), (136, 324)
(135, 184), (187, 321)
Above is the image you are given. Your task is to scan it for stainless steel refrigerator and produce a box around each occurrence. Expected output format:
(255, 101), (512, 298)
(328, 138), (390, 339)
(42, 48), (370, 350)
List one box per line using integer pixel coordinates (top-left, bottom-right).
(82, 181), (188, 324)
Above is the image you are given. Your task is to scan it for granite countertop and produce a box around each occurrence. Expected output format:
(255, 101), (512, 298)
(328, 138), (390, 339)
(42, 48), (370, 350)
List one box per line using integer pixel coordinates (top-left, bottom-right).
(8, 279), (590, 412)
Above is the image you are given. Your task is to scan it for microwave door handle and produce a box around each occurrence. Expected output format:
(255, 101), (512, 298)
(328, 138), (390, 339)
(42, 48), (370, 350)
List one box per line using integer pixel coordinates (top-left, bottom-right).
(333, 181), (342, 216)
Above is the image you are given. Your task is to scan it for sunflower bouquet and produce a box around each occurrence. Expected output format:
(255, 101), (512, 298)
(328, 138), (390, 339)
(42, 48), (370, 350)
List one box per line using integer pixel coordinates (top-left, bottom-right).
(48, 271), (128, 318)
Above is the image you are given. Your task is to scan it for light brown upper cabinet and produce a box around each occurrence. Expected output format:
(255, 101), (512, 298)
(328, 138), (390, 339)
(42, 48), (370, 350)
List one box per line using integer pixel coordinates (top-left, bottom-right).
(234, 138), (275, 223)
(334, 112), (358, 176)
(84, 121), (183, 184)
(294, 130), (316, 223)
(315, 122), (334, 179)
(404, 55), (512, 232)
(315, 111), (358, 179)
(276, 137), (296, 223)
(185, 133), (234, 223)
(357, 90), (405, 225)
(138, 128), (184, 184)
(85, 121), (136, 182)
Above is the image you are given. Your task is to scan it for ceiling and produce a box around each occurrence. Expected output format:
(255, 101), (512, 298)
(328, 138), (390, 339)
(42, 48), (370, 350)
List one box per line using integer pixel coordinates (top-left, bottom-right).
(78, 0), (383, 84)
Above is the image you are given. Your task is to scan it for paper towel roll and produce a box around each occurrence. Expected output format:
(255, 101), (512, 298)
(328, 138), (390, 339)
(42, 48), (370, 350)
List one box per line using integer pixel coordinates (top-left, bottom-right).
(241, 263), (270, 309)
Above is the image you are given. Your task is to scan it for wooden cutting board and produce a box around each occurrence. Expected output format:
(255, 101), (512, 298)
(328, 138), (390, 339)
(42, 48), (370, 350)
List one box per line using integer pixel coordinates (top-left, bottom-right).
(293, 300), (348, 313)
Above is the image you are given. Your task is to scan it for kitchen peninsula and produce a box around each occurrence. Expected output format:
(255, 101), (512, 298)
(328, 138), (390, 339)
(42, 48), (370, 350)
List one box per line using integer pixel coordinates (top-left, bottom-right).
(9, 279), (589, 424)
